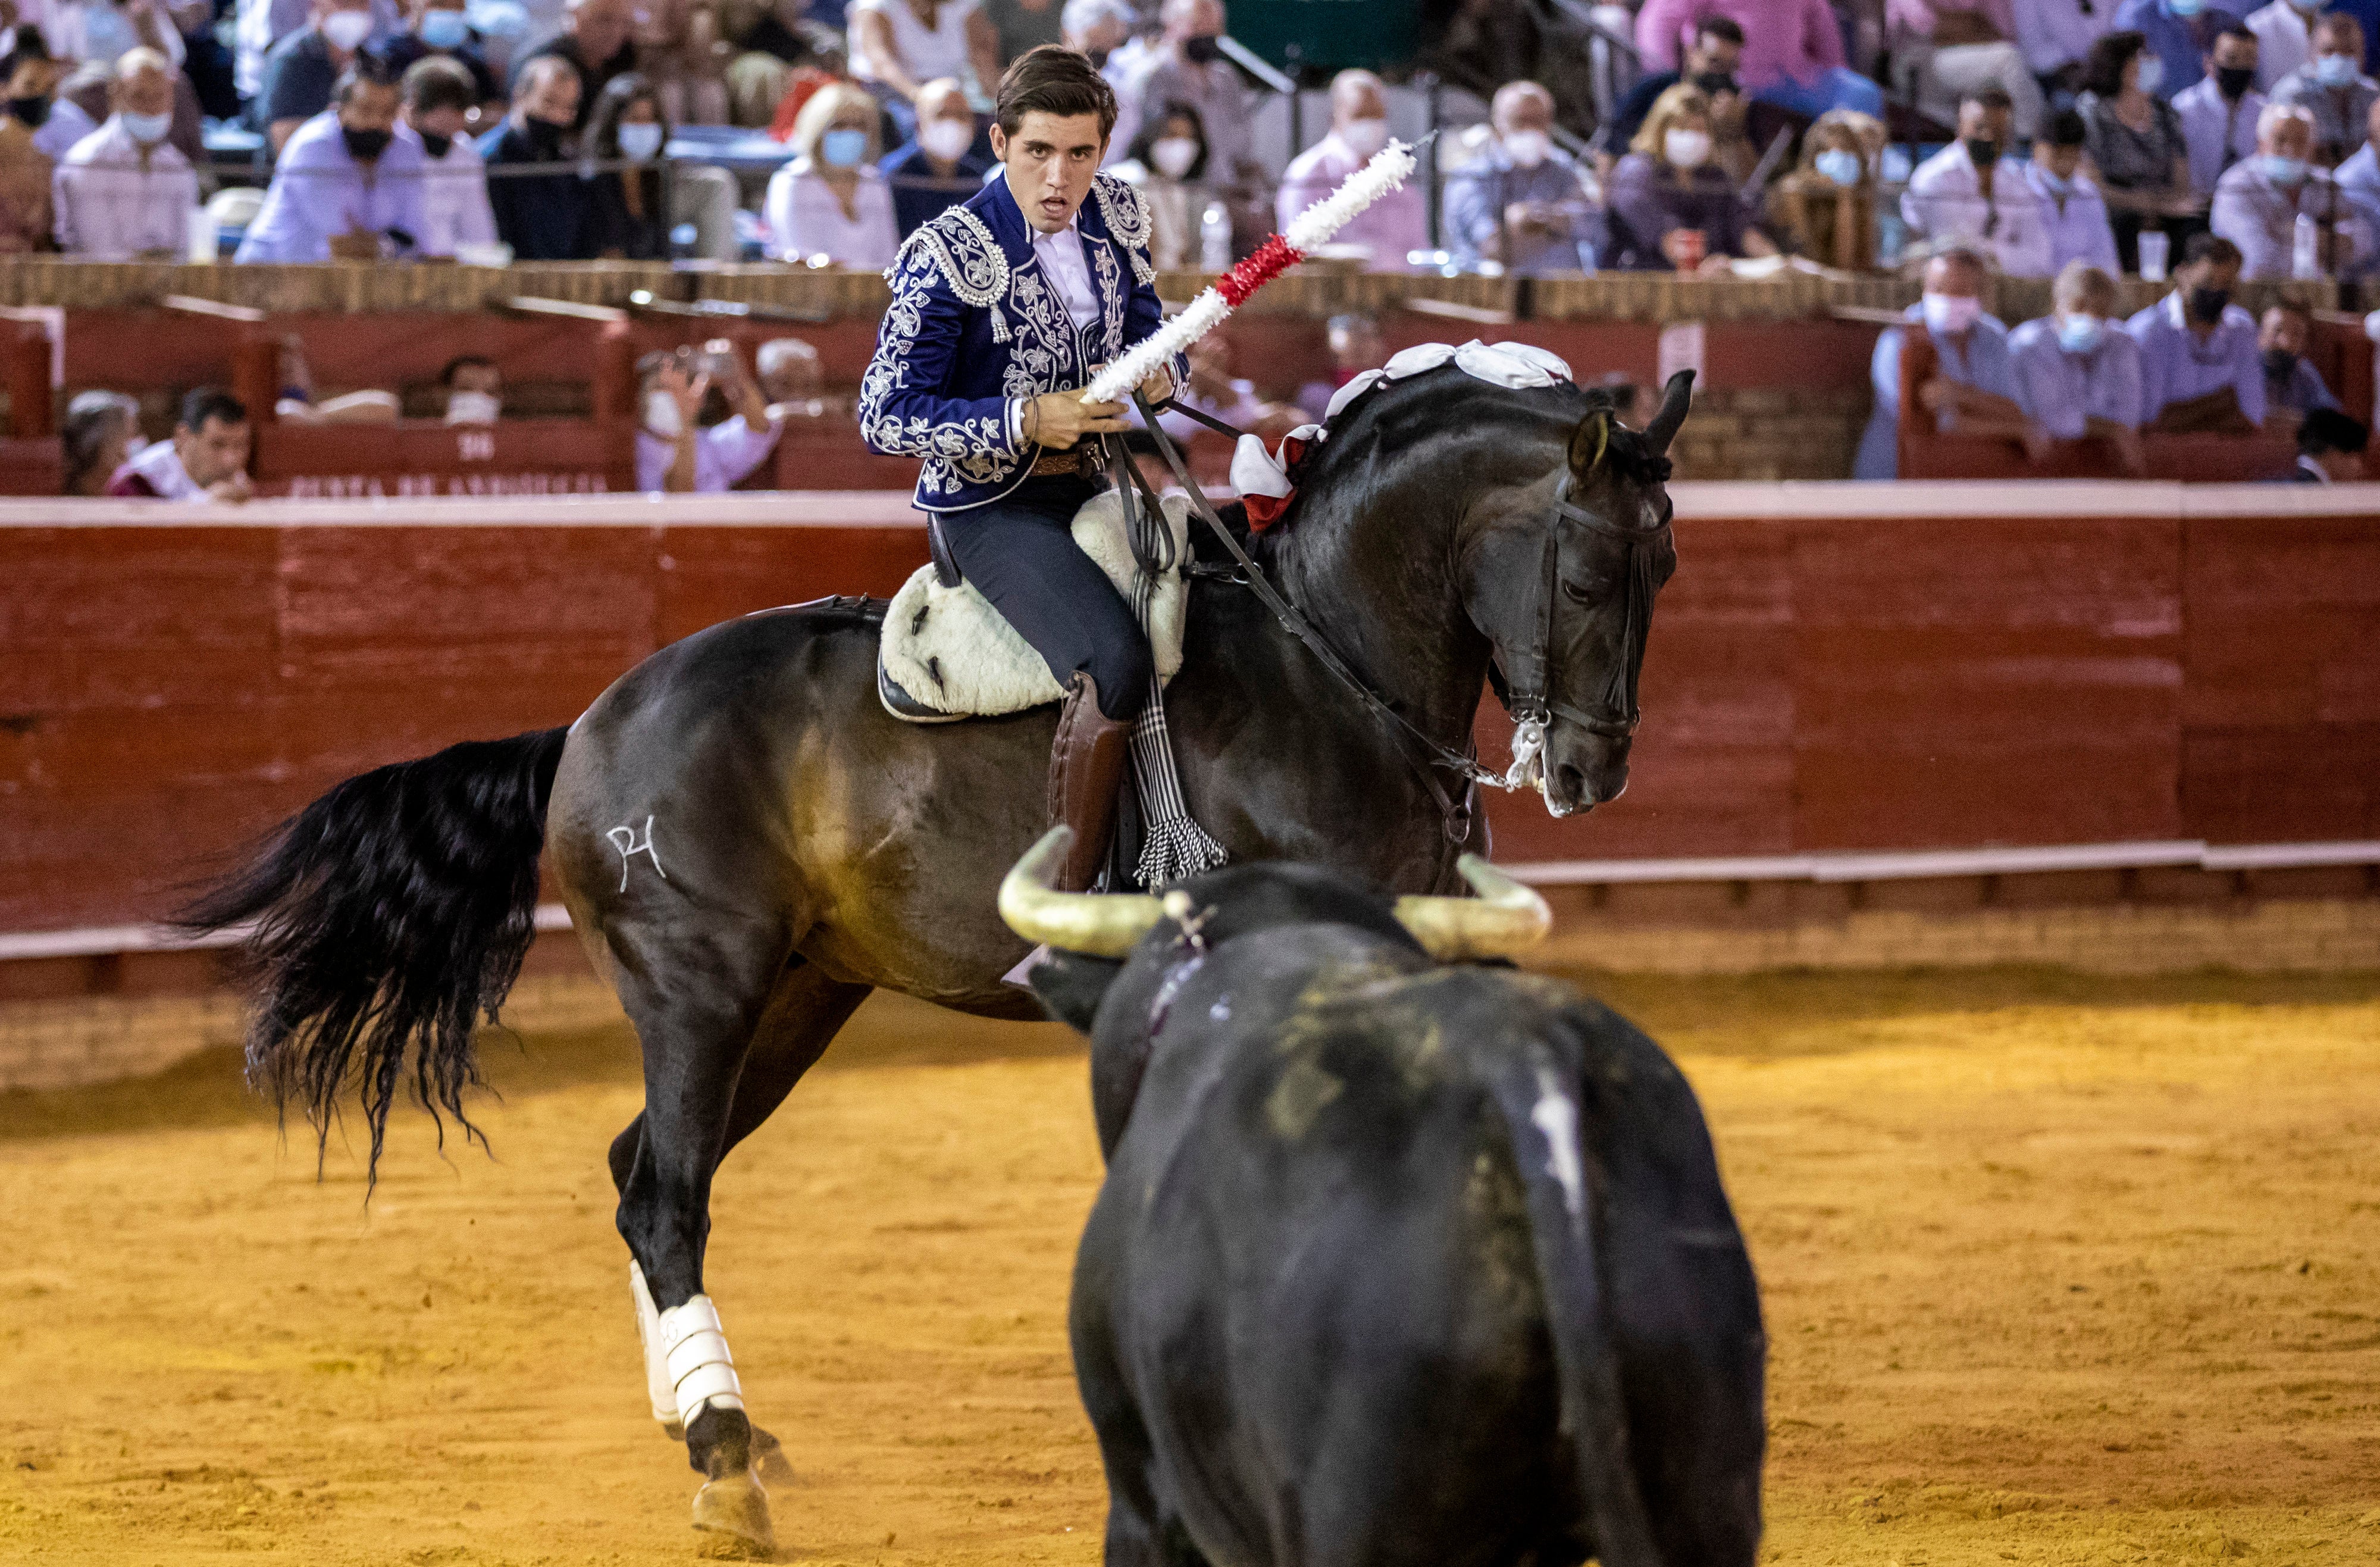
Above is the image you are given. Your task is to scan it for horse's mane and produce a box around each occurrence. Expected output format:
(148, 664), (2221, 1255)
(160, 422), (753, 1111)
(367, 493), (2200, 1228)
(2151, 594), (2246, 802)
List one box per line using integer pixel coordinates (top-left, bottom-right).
(1282, 366), (1669, 506)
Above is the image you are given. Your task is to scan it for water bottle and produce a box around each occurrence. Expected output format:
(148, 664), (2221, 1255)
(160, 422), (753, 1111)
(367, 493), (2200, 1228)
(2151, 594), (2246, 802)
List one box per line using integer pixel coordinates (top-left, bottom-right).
(2293, 212), (2322, 280)
(186, 204), (218, 263)
(1199, 201), (1232, 273)
(2137, 229), (2169, 282)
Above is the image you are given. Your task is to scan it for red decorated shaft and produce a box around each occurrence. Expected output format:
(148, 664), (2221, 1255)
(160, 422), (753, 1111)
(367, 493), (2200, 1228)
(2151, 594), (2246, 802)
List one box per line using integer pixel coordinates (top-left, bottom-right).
(1216, 234), (1307, 307)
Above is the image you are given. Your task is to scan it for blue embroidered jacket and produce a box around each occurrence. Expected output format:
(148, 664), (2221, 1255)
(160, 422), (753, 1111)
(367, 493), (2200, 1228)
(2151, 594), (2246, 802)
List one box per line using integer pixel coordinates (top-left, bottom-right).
(859, 168), (1180, 512)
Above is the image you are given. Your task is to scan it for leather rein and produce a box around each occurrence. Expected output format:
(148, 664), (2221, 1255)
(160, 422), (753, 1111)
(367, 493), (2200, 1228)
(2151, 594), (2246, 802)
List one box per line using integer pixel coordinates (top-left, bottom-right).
(1110, 393), (1671, 845)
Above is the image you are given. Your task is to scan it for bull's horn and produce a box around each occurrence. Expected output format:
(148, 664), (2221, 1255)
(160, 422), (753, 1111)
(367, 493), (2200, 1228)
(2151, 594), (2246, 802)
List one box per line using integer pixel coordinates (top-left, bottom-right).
(997, 826), (1166, 957)
(1393, 855), (1552, 959)
(1645, 367), (1695, 454)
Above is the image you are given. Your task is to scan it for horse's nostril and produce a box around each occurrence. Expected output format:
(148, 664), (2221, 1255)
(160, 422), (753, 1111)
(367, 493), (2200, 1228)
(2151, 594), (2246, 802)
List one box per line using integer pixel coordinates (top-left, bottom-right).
(1557, 763), (1592, 805)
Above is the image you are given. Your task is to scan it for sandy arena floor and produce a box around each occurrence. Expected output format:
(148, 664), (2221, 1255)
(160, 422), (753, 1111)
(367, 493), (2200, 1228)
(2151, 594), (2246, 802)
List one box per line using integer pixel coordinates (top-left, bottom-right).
(2, 967), (2377, 1566)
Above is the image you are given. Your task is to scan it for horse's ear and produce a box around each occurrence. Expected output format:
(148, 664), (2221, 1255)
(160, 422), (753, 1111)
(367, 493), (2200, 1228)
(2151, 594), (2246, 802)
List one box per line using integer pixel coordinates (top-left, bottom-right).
(1567, 409), (1612, 477)
(1646, 368), (1695, 455)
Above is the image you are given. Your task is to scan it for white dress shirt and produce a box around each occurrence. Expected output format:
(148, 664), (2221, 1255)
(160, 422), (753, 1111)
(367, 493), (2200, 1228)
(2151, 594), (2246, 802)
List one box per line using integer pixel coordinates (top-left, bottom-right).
(2022, 162), (2122, 271)
(397, 121), (496, 257)
(1031, 217), (1100, 328)
(54, 114), (197, 258)
(30, 96), (93, 162)
(2173, 77), (2265, 194)
(1903, 140), (2056, 275)
(762, 159), (899, 269)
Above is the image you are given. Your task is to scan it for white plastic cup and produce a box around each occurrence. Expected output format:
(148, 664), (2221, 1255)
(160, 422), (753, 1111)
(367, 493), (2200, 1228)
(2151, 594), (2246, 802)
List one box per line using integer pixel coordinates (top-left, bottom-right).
(2138, 229), (2169, 283)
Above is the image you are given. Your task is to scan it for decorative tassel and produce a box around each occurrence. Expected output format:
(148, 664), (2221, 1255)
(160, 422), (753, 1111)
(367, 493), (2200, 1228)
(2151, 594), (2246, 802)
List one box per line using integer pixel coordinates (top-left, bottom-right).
(1083, 139), (1419, 407)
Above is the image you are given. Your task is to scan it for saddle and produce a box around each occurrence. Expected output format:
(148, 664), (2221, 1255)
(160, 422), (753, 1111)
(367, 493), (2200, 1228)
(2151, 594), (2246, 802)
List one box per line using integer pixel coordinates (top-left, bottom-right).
(878, 490), (1194, 723)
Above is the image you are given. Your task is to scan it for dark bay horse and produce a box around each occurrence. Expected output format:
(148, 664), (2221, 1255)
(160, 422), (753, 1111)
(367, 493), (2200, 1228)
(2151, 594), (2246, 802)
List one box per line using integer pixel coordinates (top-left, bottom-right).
(187, 365), (1692, 1557)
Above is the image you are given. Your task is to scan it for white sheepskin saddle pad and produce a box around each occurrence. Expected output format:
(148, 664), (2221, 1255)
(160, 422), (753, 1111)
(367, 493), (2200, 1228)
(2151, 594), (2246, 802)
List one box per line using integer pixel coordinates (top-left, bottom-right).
(878, 490), (1192, 722)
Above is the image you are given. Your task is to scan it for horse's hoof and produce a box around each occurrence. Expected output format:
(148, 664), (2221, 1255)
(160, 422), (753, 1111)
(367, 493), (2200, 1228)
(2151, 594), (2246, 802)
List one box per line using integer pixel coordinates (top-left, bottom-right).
(692, 1469), (775, 1560)
(750, 1427), (797, 1487)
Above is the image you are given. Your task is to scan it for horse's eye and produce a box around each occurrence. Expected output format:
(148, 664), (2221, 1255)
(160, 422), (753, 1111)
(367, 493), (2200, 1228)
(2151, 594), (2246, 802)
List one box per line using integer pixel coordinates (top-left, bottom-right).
(1559, 575), (1605, 604)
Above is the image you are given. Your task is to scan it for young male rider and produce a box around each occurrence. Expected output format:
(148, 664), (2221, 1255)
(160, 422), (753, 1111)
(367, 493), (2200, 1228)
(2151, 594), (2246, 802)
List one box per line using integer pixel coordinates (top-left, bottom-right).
(859, 44), (1179, 892)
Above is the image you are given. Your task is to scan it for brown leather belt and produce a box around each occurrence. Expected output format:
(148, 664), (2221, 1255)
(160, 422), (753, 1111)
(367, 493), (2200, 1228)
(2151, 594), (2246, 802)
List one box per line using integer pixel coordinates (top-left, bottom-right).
(1028, 448), (1091, 477)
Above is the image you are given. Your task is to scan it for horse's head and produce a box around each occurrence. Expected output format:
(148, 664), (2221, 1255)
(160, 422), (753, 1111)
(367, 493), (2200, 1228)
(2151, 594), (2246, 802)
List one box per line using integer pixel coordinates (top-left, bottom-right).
(1464, 370), (1690, 817)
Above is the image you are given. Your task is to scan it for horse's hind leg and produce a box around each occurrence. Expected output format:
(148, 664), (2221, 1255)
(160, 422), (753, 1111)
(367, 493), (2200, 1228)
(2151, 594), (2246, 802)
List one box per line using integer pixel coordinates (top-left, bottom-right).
(605, 917), (862, 1560)
(612, 959), (869, 1487)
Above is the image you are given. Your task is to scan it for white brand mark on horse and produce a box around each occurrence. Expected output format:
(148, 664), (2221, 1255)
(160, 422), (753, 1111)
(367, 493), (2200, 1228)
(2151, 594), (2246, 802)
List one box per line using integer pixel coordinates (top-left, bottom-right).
(607, 815), (668, 892)
(1529, 1067), (1587, 1223)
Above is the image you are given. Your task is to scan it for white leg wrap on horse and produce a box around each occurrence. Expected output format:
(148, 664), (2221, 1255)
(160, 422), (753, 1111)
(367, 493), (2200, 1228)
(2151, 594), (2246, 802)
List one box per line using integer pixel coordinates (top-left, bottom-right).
(658, 1291), (746, 1431)
(629, 1262), (681, 1430)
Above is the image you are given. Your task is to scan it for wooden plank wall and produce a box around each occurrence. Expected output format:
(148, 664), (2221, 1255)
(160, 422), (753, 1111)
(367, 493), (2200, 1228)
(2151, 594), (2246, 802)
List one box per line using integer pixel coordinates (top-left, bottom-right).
(4, 496), (2376, 932)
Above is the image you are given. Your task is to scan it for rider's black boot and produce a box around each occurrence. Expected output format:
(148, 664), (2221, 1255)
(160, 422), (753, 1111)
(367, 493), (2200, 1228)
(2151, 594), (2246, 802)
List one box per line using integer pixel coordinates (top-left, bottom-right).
(1048, 672), (1130, 892)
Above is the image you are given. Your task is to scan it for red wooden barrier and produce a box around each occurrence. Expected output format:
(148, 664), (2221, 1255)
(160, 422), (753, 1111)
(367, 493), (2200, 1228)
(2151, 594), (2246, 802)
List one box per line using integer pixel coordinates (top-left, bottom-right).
(2, 485), (2374, 934)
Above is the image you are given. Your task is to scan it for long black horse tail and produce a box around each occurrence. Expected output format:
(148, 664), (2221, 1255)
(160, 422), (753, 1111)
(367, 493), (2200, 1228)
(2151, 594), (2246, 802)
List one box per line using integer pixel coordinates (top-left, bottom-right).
(180, 727), (571, 1185)
(1480, 1037), (1667, 1567)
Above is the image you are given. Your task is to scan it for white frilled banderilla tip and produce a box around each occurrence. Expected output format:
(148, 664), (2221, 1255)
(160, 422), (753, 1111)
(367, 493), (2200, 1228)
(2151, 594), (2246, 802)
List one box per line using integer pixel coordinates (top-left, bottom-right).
(1081, 139), (1421, 408)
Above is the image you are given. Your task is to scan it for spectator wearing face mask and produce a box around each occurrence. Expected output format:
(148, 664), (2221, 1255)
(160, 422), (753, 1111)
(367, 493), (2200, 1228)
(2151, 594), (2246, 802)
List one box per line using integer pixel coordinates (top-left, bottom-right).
(1606, 83), (1778, 271)
(378, 0), (502, 116)
(106, 386), (252, 503)
(234, 0), (397, 105)
(2110, 0), (2253, 98)
(1891, 0), (2048, 142)
(756, 335), (825, 420)
(1855, 244), (2027, 478)
(2078, 31), (2201, 267)
(0, 37), (93, 166)
(511, 0), (637, 130)
(2244, 0), (2323, 92)
(1596, 17), (1745, 171)
(2257, 299), (2341, 419)
(1275, 70), (1425, 270)
(580, 72), (672, 258)
(1060, 0), (1135, 106)
(439, 354), (503, 423)
(2288, 404), (2368, 477)
(1634, 0), (1886, 120)
(2212, 100), (2367, 272)
(2176, 25), (2267, 192)
(0, 45), (55, 251)
(256, 0), (381, 155)
(1769, 109), (1881, 268)
(62, 389), (142, 496)
(481, 55), (587, 259)
(881, 76), (992, 239)
(765, 79), (898, 267)
(636, 342), (782, 493)
(2009, 260), (2147, 470)
(395, 55), (494, 257)
(1442, 80), (1598, 273)
(2125, 231), (2266, 428)
(1117, 99), (1210, 268)
(54, 46), (193, 258)
(33, 0), (190, 74)
(2271, 12), (2378, 160)
(847, 0), (1003, 147)
(1903, 87), (2056, 274)
(237, 58), (427, 261)
(1119, 0), (1267, 245)
(2026, 109), (2123, 268)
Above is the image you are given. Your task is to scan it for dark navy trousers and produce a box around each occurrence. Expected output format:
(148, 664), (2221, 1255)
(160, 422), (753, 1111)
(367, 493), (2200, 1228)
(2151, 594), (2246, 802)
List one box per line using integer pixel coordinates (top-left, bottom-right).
(935, 474), (1153, 722)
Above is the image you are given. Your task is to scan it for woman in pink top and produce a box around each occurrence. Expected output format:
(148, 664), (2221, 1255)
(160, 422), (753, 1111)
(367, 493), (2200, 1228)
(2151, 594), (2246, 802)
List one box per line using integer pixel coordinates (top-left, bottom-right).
(763, 80), (901, 268)
(1634, 0), (1887, 118)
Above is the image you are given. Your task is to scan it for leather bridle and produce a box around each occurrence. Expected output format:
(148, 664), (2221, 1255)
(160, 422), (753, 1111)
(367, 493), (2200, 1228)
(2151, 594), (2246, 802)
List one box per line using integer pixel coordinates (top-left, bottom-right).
(1122, 397), (1668, 847)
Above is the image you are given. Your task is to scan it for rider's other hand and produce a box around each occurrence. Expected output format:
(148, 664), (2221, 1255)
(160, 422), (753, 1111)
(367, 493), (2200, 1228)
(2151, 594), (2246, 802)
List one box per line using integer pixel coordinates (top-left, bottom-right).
(1138, 366), (1175, 405)
(1025, 389), (1129, 449)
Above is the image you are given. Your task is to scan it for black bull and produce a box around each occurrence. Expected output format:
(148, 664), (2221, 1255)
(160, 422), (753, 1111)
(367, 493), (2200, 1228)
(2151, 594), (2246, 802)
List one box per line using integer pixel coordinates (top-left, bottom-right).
(1012, 841), (1767, 1567)
(182, 368), (1695, 1555)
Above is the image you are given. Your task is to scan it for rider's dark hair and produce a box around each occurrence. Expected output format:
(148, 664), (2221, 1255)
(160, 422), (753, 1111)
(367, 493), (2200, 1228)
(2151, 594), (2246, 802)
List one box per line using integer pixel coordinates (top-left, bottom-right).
(179, 386), (248, 433)
(995, 44), (1117, 142)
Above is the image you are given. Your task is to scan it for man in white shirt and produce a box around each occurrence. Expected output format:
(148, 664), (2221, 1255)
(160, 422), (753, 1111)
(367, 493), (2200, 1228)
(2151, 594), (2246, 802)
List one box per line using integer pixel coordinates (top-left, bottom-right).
(635, 343), (782, 493)
(1274, 69), (1426, 270)
(2246, 0), (2323, 90)
(395, 54), (494, 256)
(105, 386), (252, 502)
(2175, 25), (2266, 193)
(54, 47), (195, 258)
(1902, 86), (2055, 274)
(2211, 99), (2368, 276)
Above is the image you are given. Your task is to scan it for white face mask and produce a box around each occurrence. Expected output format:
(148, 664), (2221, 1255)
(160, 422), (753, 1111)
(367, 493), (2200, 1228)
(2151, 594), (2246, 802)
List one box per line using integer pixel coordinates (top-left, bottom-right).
(1502, 128), (1551, 168)
(1922, 291), (1983, 333)
(645, 389), (682, 437)
(1150, 136), (1200, 178)
(918, 117), (973, 162)
(616, 121), (663, 161)
(1664, 127), (1713, 168)
(121, 109), (173, 143)
(1339, 116), (1389, 158)
(444, 389), (501, 424)
(321, 8), (373, 50)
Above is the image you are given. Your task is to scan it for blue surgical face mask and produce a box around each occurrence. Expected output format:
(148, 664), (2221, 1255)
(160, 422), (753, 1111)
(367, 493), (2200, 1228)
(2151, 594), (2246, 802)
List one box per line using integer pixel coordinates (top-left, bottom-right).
(120, 108), (172, 143)
(2134, 54), (2166, 95)
(1814, 147), (1862, 186)
(2260, 152), (2309, 184)
(2315, 52), (2360, 87)
(2167, 0), (2202, 16)
(819, 127), (868, 168)
(418, 8), (471, 47)
(2056, 313), (2104, 353)
(616, 121), (663, 161)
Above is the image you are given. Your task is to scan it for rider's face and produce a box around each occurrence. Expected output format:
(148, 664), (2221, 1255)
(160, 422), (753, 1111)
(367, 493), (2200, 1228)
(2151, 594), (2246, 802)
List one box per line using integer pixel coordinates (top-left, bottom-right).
(992, 110), (1107, 234)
